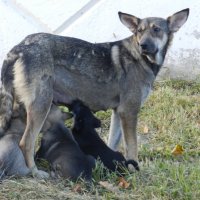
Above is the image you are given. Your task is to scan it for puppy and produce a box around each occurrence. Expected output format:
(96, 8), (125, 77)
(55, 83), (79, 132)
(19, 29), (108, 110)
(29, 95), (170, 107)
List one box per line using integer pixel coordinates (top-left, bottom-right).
(70, 100), (139, 173)
(0, 103), (30, 179)
(0, 101), (82, 180)
(36, 106), (95, 182)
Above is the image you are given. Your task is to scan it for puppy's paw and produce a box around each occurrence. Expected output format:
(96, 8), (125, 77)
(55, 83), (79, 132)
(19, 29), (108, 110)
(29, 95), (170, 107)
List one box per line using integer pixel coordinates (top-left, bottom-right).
(125, 160), (140, 171)
(126, 160), (140, 172)
(31, 167), (49, 179)
(127, 164), (138, 172)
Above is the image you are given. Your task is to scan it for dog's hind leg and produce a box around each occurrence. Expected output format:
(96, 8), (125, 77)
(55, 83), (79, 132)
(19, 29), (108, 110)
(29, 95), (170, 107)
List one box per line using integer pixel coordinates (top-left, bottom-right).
(18, 77), (53, 179)
(13, 54), (54, 178)
(108, 109), (122, 150)
(19, 93), (52, 178)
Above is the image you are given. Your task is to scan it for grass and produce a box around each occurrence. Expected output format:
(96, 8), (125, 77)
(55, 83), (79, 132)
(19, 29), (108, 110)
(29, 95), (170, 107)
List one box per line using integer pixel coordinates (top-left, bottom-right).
(0, 79), (200, 200)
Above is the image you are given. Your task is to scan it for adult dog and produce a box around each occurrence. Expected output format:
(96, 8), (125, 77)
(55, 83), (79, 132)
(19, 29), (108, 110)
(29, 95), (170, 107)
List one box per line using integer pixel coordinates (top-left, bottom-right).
(0, 9), (189, 178)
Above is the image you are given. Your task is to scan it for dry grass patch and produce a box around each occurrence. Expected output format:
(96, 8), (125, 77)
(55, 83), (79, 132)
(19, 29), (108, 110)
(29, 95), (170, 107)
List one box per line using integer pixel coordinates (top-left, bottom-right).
(0, 79), (200, 200)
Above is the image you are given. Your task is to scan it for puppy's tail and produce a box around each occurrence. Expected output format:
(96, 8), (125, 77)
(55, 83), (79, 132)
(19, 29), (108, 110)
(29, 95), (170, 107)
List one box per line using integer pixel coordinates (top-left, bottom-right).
(125, 159), (140, 171)
(0, 54), (17, 135)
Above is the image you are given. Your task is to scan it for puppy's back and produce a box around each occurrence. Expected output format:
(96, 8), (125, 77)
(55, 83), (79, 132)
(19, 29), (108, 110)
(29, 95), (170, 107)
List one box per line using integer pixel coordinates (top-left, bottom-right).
(37, 121), (95, 181)
(0, 134), (30, 178)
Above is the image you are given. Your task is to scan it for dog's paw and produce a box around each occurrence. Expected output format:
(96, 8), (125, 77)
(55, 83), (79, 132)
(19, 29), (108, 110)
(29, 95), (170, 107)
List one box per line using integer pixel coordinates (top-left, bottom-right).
(127, 163), (139, 172)
(31, 167), (49, 179)
(125, 159), (139, 171)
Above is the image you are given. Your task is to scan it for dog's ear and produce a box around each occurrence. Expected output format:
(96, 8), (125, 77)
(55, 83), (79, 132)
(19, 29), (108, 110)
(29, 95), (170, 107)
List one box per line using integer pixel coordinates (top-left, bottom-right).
(61, 111), (73, 121)
(93, 117), (101, 128)
(118, 12), (140, 33)
(167, 8), (189, 32)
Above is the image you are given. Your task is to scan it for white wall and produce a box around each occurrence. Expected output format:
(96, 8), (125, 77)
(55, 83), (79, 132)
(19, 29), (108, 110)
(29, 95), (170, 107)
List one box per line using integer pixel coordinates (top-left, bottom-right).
(0, 0), (200, 80)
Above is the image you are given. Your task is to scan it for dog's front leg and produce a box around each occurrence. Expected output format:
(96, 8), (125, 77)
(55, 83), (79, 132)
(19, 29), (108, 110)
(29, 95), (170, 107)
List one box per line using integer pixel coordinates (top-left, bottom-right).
(108, 109), (122, 150)
(118, 106), (139, 162)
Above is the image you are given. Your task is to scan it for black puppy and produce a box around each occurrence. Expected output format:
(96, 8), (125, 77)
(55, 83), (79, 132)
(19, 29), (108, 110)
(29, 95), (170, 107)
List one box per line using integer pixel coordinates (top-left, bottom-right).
(70, 100), (139, 173)
(35, 105), (95, 181)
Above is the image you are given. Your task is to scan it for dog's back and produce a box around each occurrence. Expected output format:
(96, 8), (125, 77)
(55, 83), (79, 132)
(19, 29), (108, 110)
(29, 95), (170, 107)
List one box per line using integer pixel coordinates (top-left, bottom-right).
(36, 107), (95, 181)
(71, 100), (139, 172)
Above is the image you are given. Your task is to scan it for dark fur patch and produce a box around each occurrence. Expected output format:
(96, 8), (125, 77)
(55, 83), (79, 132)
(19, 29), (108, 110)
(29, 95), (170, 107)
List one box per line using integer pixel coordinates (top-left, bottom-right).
(36, 122), (95, 181)
(70, 100), (139, 173)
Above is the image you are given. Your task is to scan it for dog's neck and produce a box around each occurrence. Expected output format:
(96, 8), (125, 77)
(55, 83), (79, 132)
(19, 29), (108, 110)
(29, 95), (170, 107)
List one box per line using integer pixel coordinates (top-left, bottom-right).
(142, 56), (161, 76)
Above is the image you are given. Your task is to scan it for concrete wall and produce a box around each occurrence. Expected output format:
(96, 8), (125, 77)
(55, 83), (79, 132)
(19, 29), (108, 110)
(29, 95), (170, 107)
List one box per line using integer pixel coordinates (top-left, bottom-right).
(0, 0), (199, 80)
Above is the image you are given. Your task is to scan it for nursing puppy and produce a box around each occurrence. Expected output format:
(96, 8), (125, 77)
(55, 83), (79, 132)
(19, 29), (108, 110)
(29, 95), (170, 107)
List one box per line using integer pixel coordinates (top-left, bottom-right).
(36, 106), (95, 181)
(0, 102), (75, 179)
(70, 100), (139, 173)
(0, 102), (30, 179)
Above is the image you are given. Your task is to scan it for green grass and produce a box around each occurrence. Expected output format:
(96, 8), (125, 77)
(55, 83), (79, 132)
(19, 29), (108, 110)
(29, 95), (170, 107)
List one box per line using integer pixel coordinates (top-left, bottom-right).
(0, 80), (200, 200)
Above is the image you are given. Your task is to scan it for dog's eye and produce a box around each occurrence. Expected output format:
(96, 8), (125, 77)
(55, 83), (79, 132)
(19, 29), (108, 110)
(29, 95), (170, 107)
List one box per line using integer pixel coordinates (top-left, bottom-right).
(153, 26), (160, 33)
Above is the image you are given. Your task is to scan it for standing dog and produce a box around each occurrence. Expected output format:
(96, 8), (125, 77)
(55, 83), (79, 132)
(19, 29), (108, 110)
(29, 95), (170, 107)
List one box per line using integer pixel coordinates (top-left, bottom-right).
(70, 100), (139, 173)
(0, 9), (189, 178)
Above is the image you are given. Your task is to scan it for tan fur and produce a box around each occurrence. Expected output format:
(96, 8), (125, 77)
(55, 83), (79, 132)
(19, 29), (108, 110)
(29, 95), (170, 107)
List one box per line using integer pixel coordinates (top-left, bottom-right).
(13, 59), (36, 108)
(111, 45), (123, 79)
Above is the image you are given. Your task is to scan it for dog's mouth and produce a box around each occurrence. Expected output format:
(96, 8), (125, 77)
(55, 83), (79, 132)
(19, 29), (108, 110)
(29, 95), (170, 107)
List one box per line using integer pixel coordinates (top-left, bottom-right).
(141, 48), (158, 56)
(141, 49), (158, 64)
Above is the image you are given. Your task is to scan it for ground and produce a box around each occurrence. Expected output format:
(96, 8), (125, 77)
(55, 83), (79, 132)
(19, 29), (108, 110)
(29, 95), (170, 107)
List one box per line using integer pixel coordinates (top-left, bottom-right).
(0, 79), (199, 200)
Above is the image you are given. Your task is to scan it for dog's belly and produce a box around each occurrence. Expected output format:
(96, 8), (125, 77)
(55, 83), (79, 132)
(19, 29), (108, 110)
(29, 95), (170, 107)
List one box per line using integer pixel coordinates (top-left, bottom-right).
(53, 67), (120, 111)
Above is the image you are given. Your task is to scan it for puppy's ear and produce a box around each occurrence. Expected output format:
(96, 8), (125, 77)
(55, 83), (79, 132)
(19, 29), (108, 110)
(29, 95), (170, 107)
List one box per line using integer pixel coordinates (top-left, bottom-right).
(167, 8), (189, 32)
(118, 12), (140, 33)
(61, 111), (73, 121)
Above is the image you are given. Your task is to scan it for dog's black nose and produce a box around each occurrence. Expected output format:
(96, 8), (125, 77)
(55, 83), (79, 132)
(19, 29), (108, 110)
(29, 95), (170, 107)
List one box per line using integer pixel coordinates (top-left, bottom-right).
(140, 41), (157, 55)
(140, 43), (148, 51)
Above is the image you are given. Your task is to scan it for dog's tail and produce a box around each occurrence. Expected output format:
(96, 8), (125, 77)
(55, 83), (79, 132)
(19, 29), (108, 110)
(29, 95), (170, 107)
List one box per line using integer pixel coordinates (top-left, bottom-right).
(125, 159), (140, 171)
(0, 53), (18, 135)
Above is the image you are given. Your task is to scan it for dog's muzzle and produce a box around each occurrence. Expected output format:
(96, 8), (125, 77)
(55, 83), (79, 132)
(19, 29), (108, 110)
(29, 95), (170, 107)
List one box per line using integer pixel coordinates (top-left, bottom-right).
(139, 41), (158, 56)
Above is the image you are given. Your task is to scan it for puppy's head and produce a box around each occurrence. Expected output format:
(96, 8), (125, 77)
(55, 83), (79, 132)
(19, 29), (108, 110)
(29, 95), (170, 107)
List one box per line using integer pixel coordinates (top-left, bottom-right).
(42, 104), (72, 132)
(70, 100), (101, 131)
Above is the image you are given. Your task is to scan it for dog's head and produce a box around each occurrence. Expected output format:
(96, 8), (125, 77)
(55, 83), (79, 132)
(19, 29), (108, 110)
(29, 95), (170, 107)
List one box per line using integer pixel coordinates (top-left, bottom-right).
(70, 100), (101, 132)
(118, 9), (189, 65)
(42, 104), (72, 132)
